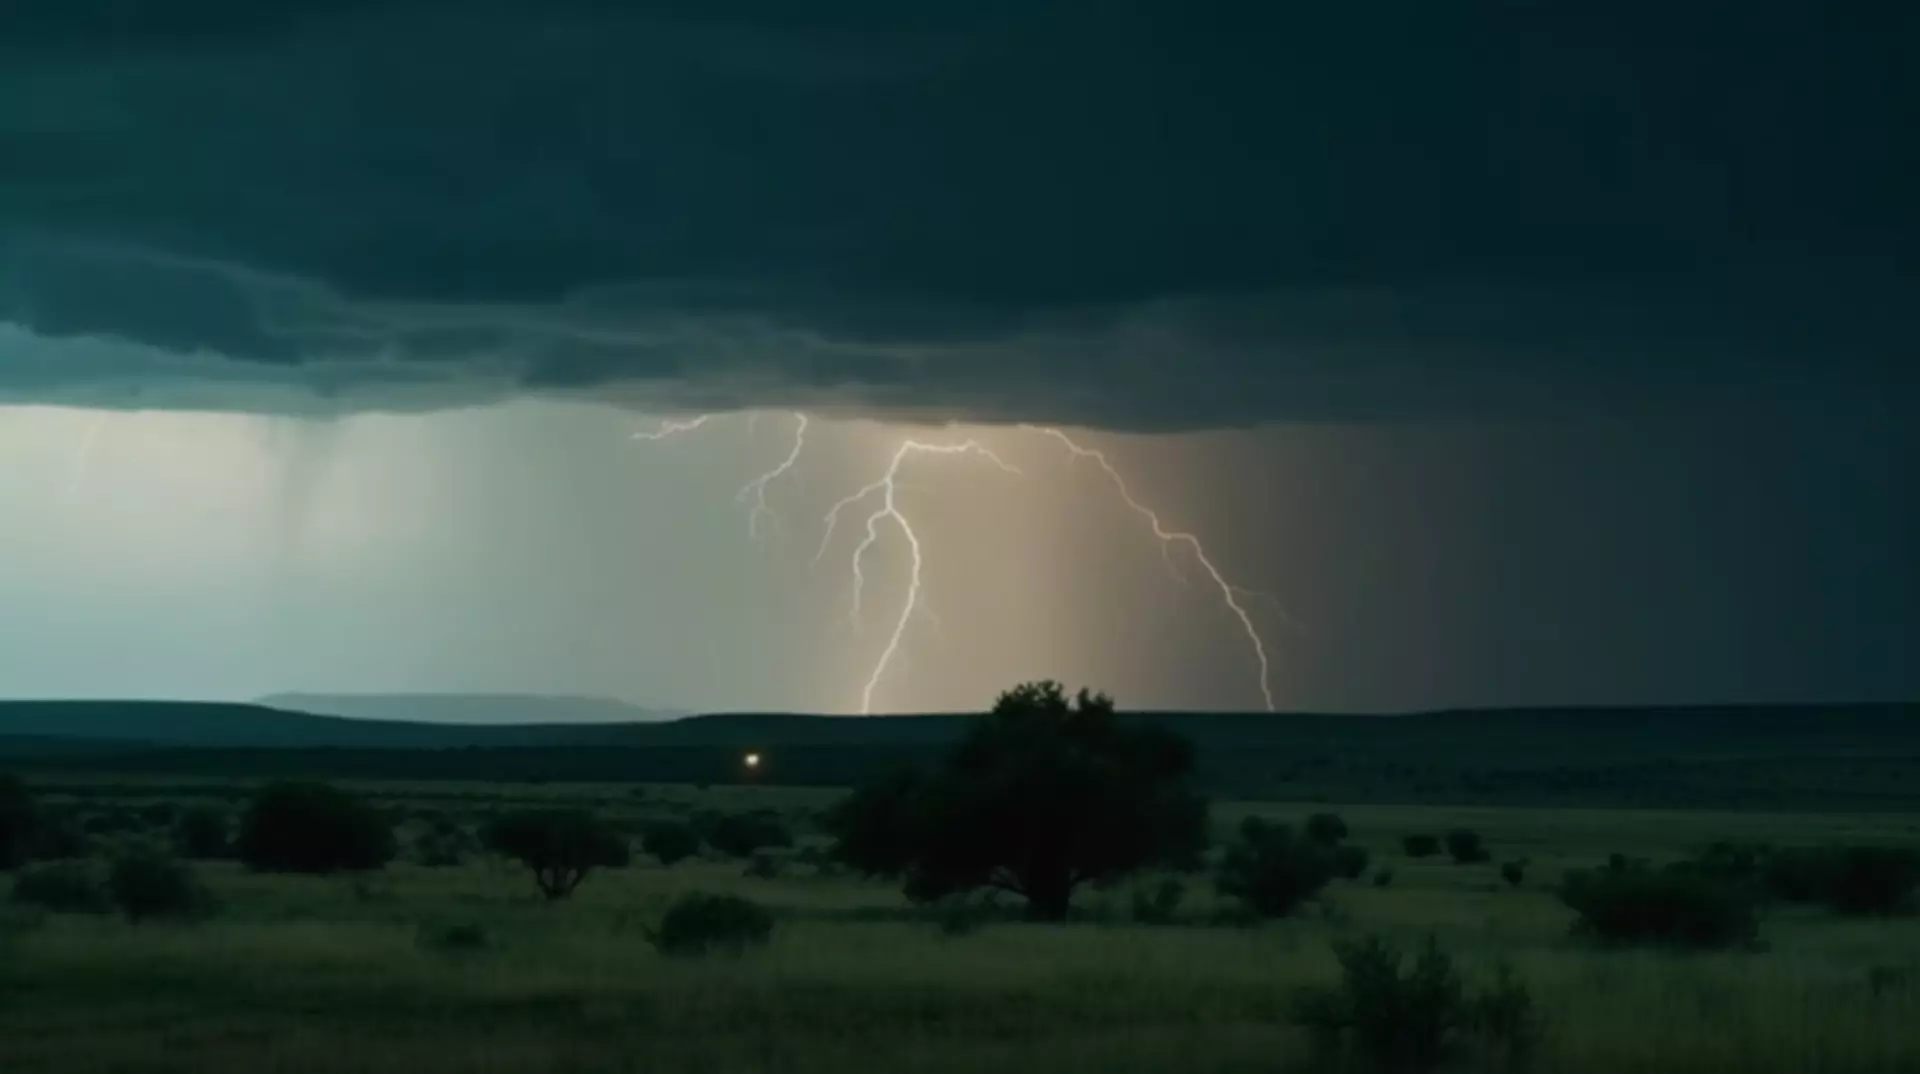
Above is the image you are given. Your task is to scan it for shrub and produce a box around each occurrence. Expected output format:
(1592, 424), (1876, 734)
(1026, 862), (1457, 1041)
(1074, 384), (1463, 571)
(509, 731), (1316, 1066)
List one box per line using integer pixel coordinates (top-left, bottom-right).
(1560, 864), (1757, 949)
(1402, 834), (1440, 859)
(0, 776), (34, 870)
(1216, 818), (1335, 919)
(1292, 935), (1539, 1074)
(485, 809), (630, 899)
(108, 851), (208, 923)
(1372, 868), (1394, 888)
(236, 782), (395, 874)
(412, 819), (477, 868)
(417, 922), (490, 953)
(1334, 845), (1371, 881)
(174, 806), (233, 860)
(1447, 829), (1491, 865)
(1765, 846), (1920, 916)
(742, 851), (785, 880)
(1502, 861), (1526, 888)
(707, 811), (794, 859)
(650, 892), (774, 956)
(30, 814), (89, 861)
(641, 821), (701, 867)
(10, 860), (110, 914)
(1305, 812), (1349, 846)
(1130, 877), (1187, 925)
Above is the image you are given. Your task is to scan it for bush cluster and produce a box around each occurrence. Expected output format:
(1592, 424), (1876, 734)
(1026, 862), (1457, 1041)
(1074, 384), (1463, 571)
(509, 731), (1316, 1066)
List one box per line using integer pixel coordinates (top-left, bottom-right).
(1292, 934), (1539, 1074)
(1560, 862), (1757, 949)
(1216, 818), (1336, 919)
(236, 782), (395, 874)
(641, 821), (701, 866)
(650, 892), (774, 956)
(1764, 846), (1920, 916)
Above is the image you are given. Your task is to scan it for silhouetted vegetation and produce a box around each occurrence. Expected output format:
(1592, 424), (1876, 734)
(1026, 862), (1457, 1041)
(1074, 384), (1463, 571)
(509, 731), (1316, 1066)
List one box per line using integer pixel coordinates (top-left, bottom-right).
(1403, 833), (1441, 858)
(640, 820), (700, 866)
(1765, 845), (1920, 916)
(1130, 877), (1187, 925)
(1334, 844), (1372, 880)
(10, 859), (110, 914)
(30, 812), (88, 861)
(412, 818), (477, 868)
(1448, 829), (1491, 864)
(1292, 935), (1540, 1074)
(0, 776), (38, 870)
(649, 892), (774, 956)
(483, 809), (630, 899)
(235, 781), (396, 874)
(173, 806), (232, 860)
(705, 810), (794, 859)
(1502, 861), (1527, 888)
(1216, 817), (1335, 918)
(108, 850), (208, 923)
(1560, 862), (1757, 949)
(416, 922), (490, 953)
(1305, 812), (1349, 846)
(825, 681), (1207, 920)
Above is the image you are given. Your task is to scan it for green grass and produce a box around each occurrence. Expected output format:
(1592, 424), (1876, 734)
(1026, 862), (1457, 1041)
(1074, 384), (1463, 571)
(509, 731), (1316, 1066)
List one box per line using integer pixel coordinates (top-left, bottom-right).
(3, 783), (1918, 1073)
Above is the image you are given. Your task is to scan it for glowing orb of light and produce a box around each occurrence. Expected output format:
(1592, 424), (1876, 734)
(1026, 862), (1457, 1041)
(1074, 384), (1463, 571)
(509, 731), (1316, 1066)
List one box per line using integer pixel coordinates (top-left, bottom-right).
(743, 752), (761, 769)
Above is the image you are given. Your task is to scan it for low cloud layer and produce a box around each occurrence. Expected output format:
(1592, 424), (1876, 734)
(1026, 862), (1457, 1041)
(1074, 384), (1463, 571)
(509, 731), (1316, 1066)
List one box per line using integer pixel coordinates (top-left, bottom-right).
(2, 3), (1914, 428)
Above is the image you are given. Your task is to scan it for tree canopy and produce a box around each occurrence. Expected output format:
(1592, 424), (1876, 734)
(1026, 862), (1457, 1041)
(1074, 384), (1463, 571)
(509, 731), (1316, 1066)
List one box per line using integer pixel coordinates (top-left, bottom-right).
(826, 681), (1207, 920)
(484, 809), (630, 899)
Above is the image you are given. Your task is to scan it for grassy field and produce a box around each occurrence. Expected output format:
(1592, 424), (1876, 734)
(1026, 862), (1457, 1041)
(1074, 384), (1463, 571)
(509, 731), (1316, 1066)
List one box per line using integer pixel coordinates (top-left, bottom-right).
(3, 781), (1919, 1074)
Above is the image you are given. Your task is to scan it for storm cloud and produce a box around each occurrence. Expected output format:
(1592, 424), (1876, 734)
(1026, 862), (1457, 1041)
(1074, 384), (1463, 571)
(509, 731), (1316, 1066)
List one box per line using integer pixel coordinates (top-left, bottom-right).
(2, 2), (1914, 428)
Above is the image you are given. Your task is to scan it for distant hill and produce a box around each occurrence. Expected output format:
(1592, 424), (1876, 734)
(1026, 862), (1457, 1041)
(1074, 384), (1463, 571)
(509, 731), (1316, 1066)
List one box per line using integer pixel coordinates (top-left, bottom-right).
(2, 699), (1916, 809)
(257, 694), (683, 726)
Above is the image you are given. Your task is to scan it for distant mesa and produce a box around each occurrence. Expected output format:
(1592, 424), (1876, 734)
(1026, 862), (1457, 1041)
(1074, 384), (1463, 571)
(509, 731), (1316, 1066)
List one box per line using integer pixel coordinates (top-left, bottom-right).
(255, 694), (685, 726)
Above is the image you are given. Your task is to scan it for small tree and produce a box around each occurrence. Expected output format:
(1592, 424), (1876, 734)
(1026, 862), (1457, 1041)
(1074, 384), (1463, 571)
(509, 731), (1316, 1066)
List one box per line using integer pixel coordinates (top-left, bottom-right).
(706, 811), (794, 860)
(1335, 845), (1372, 881)
(1447, 829), (1490, 865)
(641, 821), (701, 866)
(1402, 834), (1440, 859)
(1216, 818), (1336, 918)
(235, 782), (395, 874)
(108, 850), (208, 923)
(1501, 861), (1526, 888)
(825, 681), (1208, 921)
(0, 776), (33, 871)
(485, 809), (630, 899)
(1305, 812), (1350, 847)
(174, 806), (232, 860)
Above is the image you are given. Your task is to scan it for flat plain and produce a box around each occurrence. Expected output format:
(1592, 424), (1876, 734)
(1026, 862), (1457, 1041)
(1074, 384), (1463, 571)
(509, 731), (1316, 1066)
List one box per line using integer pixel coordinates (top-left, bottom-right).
(3, 778), (1917, 1074)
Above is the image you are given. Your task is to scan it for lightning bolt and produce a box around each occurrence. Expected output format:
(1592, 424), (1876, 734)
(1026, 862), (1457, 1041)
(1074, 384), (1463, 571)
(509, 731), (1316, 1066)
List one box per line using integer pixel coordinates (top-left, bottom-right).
(630, 414), (717, 442)
(735, 412), (807, 539)
(62, 411), (110, 506)
(631, 412), (807, 540)
(1022, 425), (1278, 713)
(631, 412), (1280, 715)
(816, 438), (1020, 714)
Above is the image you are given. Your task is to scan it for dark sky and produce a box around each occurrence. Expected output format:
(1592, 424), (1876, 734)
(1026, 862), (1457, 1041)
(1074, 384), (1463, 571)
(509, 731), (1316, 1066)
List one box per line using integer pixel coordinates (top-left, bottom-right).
(0, 3), (1913, 712)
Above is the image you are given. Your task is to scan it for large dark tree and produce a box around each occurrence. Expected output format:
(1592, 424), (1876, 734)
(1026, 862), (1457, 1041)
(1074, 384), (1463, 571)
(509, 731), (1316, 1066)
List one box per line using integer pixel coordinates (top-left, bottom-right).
(826, 681), (1208, 921)
(485, 809), (631, 899)
(235, 781), (396, 874)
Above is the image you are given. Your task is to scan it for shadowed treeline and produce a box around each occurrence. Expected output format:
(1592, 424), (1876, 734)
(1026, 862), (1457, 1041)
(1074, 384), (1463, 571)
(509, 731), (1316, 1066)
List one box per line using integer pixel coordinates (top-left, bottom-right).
(2, 701), (1916, 810)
